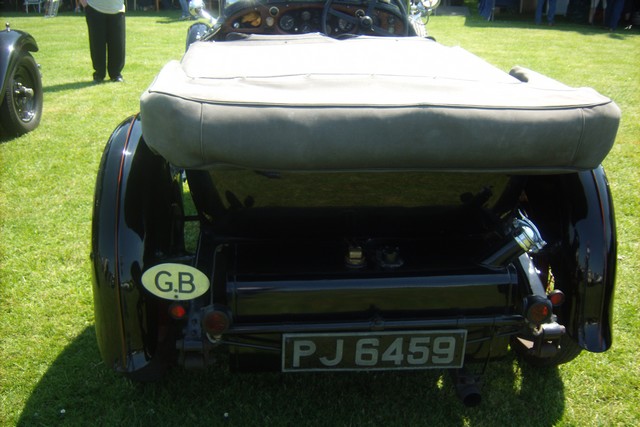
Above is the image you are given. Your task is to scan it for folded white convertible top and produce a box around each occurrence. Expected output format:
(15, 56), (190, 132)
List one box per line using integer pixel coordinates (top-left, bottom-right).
(140, 34), (620, 173)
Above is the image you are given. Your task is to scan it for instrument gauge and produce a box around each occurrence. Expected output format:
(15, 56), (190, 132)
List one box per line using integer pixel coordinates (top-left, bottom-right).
(338, 18), (354, 32)
(279, 14), (295, 31)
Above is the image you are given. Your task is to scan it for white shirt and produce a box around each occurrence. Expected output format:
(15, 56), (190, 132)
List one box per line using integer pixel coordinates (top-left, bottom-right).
(85, 0), (125, 14)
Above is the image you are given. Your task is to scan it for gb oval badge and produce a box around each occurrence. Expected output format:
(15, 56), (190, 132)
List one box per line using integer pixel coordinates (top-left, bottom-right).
(141, 263), (210, 301)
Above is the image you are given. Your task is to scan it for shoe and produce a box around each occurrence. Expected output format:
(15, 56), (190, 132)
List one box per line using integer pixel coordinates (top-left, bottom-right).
(110, 76), (124, 83)
(93, 77), (104, 84)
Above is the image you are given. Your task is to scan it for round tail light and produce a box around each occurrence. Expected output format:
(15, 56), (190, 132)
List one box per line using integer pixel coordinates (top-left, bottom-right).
(202, 306), (232, 335)
(168, 303), (187, 320)
(524, 295), (553, 325)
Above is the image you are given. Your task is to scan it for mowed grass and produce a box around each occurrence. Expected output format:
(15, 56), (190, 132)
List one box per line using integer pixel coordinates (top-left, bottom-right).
(0, 9), (639, 427)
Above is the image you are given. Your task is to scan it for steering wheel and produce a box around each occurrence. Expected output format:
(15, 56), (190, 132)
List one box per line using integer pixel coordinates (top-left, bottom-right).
(321, 0), (409, 37)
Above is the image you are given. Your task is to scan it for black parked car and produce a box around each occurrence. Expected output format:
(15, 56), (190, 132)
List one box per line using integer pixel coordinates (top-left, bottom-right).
(91, 0), (619, 405)
(0, 24), (42, 137)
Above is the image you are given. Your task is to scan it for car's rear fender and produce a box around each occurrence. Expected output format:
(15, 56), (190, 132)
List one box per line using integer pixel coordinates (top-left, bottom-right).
(91, 115), (184, 376)
(525, 167), (616, 352)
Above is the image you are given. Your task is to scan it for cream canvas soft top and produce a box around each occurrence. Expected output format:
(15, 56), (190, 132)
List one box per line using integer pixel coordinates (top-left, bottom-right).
(140, 34), (619, 173)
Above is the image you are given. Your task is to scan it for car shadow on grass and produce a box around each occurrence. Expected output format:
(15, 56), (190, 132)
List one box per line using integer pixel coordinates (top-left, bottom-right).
(18, 326), (565, 426)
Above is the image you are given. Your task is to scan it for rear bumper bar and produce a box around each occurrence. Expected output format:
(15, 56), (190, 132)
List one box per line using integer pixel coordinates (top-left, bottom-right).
(225, 314), (525, 336)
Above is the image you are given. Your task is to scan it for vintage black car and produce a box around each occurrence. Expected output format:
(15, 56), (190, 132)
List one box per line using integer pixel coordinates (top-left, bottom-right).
(0, 24), (42, 137)
(91, 0), (619, 405)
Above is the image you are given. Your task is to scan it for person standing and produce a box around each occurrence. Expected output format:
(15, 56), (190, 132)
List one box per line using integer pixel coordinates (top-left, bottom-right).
(606, 0), (627, 30)
(179, 0), (191, 20)
(535, 0), (557, 25)
(589, 0), (607, 24)
(80, 0), (126, 83)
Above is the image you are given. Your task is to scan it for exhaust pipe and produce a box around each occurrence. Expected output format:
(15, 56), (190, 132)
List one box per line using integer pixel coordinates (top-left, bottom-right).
(451, 369), (482, 407)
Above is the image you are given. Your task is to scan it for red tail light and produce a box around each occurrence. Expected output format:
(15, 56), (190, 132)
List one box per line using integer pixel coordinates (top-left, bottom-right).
(203, 306), (231, 335)
(524, 296), (553, 325)
(548, 290), (565, 307)
(168, 303), (187, 320)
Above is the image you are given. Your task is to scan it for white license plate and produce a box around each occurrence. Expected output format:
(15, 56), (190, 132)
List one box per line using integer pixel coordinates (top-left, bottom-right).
(282, 330), (467, 372)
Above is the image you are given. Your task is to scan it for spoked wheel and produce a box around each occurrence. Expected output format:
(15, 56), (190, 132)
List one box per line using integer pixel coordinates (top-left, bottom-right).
(0, 52), (42, 136)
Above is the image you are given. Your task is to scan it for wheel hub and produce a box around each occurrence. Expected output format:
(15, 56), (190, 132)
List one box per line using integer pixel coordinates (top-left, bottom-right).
(13, 82), (36, 122)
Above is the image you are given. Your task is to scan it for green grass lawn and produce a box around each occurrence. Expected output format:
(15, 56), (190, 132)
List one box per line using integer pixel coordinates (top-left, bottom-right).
(1, 8), (639, 426)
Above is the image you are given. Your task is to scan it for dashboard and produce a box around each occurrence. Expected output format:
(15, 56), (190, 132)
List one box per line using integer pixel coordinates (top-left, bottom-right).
(218, 1), (407, 38)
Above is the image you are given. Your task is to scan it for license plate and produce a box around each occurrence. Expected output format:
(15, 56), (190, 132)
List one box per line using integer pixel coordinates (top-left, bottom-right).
(282, 330), (467, 372)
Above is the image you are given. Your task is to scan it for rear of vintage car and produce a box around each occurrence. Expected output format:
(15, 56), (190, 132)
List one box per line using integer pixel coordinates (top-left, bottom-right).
(91, 34), (618, 403)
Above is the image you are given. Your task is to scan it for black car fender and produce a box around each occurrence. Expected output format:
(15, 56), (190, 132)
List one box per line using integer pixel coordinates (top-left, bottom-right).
(0, 28), (38, 109)
(561, 167), (616, 353)
(525, 167), (616, 353)
(91, 115), (184, 377)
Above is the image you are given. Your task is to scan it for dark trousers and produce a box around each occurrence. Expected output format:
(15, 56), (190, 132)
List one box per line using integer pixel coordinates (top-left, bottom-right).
(86, 6), (125, 80)
(606, 0), (626, 29)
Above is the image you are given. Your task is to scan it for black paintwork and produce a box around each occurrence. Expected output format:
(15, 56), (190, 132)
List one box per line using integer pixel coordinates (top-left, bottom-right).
(91, 116), (616, 376)
(0, 27), (38, 110)
(91, 116), (184, 375)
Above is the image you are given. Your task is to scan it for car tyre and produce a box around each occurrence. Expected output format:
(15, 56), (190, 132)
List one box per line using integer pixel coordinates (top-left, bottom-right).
(0, 52), (43, 136)
(511, 334), (583, 367)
